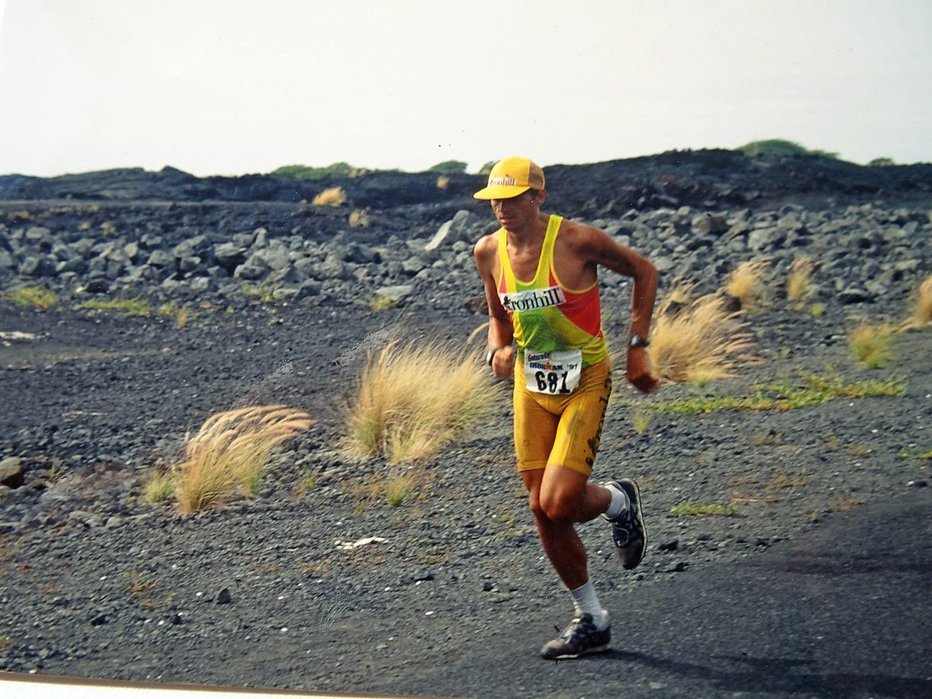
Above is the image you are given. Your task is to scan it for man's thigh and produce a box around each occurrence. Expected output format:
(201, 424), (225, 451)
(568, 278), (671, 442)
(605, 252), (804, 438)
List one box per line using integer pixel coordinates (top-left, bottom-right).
(548, 361), (612, 476)
(513, 377), (560, 472)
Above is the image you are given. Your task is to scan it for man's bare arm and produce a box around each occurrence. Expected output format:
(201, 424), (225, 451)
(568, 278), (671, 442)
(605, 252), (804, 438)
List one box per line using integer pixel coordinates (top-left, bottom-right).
(575, 226), (660, 393)
(473, 236), (516, 378)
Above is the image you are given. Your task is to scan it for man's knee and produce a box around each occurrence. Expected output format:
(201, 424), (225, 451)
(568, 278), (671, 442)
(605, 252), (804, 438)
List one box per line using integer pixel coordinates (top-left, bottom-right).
(537, 490), (580, 523)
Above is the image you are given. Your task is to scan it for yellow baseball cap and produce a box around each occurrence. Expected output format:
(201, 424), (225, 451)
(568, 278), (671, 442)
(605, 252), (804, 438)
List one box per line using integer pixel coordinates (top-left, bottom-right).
(473, 156), (545, 200)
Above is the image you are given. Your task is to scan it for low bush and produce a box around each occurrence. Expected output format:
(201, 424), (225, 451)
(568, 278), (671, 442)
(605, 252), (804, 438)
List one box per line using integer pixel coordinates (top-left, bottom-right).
(78, 297), (150, 317)
(158, 301), (193, 328)
(143, 471), (174, 503)
(242, 283), (280, 304)
(736, 139), (838, 159)
(671, 502), (738, 517)
(1, 286), (58, 309)
(645, 371), (905, 415)
(273, 162), (359, 180)
(427, 160), (467, 175)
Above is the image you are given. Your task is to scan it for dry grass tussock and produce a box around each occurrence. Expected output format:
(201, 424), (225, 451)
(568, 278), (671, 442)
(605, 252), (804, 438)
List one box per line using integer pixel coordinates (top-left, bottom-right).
(848, 320), (894, 369)
(173, 405), (315, 516)
(345, 335), (498, 464)
(725, 260), (768, 309)
(786, 257), (814, 306)
(312, 186), (347, 207)
(901, 274), (932, 330)
(348, 208), (370, 228)
(649, 292), (757, 384)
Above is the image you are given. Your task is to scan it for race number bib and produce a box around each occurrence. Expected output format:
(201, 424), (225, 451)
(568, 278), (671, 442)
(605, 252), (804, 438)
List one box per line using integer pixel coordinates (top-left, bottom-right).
(523, 349), (583, 395)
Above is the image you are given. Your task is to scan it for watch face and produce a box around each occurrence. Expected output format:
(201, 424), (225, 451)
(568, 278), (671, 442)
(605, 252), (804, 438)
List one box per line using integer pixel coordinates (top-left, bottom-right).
(630, 335), (649, 348)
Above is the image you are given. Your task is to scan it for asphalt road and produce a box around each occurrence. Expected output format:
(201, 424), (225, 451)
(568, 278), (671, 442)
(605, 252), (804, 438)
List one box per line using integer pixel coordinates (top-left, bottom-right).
(411, 488), (932, 699)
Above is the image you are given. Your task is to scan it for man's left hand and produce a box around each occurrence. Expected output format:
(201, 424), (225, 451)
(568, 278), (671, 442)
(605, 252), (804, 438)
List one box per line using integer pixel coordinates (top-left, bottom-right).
(626, 347), (660, 394)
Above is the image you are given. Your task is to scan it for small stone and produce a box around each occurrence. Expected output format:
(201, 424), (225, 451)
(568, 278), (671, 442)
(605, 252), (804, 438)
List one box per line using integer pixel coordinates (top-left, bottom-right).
(0, 457), (24, 488)
(216, 588), (233, 604)
(84, 279), (110, 294)
(375, 285), (413, 301)
(907, 479), (928, 488)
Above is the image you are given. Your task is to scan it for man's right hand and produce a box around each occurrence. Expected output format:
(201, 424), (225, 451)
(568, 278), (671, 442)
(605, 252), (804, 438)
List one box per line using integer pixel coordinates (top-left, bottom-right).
(491, 345), (516, 379)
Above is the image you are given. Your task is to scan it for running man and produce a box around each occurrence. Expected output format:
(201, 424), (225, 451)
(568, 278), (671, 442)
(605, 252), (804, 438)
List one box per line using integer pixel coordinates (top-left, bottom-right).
(472, 156), (660, 659)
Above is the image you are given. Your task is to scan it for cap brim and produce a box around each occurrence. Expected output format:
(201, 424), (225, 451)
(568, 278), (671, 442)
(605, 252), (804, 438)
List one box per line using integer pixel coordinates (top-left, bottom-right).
(473, 184), (531, 200)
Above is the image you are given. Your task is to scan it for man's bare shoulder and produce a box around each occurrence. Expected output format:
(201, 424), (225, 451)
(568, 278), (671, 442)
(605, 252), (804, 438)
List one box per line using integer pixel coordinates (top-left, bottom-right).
(474, 231), (499, 255)
(473, 232), (499, 269)
(556, 218), (612, 254)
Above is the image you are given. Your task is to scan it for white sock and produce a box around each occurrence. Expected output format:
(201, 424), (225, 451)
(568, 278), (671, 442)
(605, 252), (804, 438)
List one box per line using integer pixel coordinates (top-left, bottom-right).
(569, 581), (609, 629)
(604, 482), (630, 520)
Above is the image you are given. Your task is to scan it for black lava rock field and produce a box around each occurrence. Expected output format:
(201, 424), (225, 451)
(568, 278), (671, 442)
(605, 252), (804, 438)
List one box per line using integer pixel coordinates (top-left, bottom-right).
(0, 150), (929, 698)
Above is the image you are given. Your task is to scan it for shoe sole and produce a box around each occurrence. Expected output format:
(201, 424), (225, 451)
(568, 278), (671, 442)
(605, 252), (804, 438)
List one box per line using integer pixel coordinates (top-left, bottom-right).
(616, 478), (647, 570)
(541, 643), (611, 660)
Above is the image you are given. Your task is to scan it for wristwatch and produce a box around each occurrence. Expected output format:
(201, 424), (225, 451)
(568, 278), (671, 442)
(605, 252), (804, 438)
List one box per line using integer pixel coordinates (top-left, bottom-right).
(629, 335), (650, 349)
(485, 347), (500, 366)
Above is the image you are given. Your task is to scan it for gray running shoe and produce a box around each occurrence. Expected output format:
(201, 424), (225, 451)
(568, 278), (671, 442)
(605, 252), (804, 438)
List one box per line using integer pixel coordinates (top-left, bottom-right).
(603, 478), (647, 570)
(540, 613), (611, 660)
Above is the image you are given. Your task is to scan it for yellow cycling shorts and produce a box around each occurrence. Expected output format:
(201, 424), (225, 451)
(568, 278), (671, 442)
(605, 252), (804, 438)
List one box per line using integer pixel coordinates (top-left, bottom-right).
(512, 358), (613, 476)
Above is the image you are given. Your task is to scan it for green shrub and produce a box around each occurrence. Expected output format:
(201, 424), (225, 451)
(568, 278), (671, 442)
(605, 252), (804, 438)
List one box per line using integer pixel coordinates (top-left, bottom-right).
(2, 286), (58, 309)
(273, 162), (359, 180)
(385, 474), (415, 507)
(671, 502), (738, 517)
(144, 471), (175, 503)
(427, 160), (468, 175)
(643, 371), (904, 415)
(78, 298), (150, 317)
(736, 139), (837, 159)
(276, 163), (382, 180)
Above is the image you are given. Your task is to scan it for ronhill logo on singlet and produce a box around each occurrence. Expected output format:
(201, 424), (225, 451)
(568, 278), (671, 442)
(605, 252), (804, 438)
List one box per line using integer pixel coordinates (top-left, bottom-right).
(500, 286), (565, 312)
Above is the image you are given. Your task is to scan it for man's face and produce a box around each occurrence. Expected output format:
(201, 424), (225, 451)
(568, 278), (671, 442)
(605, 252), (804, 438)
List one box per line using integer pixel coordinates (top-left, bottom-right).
(490, 191), (538, 232)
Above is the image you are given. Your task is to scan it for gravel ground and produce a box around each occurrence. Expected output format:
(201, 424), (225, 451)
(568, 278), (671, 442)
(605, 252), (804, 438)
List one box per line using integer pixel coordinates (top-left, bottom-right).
(1, 156), (930, 696)
(0, 279), (929, 697)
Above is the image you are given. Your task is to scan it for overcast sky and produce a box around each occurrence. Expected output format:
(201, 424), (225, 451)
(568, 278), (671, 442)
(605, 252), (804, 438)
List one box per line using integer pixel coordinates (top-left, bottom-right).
(0, 0), (929, 177)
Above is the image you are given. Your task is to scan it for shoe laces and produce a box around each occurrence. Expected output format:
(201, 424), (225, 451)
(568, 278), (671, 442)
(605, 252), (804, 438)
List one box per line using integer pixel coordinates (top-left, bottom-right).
(613, 525), (633, 546)
(557, 614), (597, 641)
